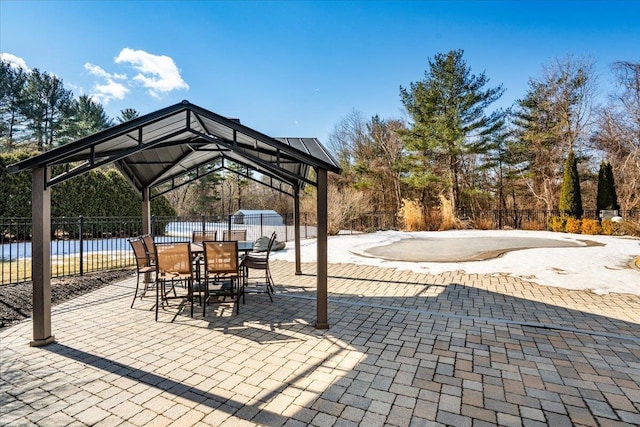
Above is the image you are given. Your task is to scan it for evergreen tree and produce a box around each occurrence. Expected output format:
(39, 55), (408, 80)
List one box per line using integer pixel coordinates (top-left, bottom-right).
(0, 60), (29, 148)
(596, 161), (619, 214)
(61, 95), (114, 142)
(21, 69), (73, 149)
(118, 108), (140, 123)
(189, 161), (224, 215)
(559, 150), (583, 218)
(399, 49), (505, 211)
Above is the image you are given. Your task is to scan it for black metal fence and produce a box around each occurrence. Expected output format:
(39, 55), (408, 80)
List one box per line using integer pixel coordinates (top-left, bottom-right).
(2, 209), (638, 285)
(1, 213), (318, 286)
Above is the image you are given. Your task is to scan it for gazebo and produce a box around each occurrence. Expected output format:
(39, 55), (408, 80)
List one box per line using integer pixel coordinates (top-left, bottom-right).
(8, 100), (341, 346)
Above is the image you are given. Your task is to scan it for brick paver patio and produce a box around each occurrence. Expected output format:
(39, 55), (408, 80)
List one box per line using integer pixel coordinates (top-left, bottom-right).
(1, 260), (639, 426)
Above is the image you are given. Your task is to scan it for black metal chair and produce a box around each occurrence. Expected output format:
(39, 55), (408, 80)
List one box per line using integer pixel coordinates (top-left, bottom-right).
(128, 237), (155, 308)
(192, 230), (217, 244)
(222, 229), (247, 241)
(240, 232), (276, 302)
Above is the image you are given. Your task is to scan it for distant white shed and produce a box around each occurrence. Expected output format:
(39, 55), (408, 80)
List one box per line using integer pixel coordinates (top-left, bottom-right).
(231, 209), (283, 225)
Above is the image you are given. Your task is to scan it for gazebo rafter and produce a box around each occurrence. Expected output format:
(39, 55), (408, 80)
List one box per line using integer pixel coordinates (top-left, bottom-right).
(8, 100), (341, 346)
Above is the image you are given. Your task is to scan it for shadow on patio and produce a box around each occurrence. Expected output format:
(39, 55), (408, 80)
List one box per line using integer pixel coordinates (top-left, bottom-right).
(2, 261), (639, 425)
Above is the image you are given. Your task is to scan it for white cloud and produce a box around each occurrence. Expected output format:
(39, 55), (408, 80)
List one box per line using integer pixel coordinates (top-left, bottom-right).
(84, 63), (129, 105)
(0, 53), (30, 71)
(115, 48), (189, 99)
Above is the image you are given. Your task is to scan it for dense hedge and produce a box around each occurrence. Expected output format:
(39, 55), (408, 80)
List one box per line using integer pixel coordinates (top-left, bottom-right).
(0, 151), (175, 218)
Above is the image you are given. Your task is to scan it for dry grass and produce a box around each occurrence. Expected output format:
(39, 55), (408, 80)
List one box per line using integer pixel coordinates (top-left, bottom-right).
(620, 220), (640, 237)
(438, 195), (467, 230)
(474, 217), (493, 230)
(399, 199), (425, 231)
(2, 254), (135, 285)
(521, 220), (546, 231)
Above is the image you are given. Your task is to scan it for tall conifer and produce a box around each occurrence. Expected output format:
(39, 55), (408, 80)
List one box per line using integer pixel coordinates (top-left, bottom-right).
(559, 150), (583, 218)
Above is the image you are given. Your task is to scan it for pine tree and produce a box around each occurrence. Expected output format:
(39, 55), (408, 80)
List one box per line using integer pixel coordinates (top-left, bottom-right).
(118, 108), (140, 123)
(559, 150), (583, 218)
(61, 95), (114, 143)
(596, 161), (619, 214)
(399, 49), (505, 212)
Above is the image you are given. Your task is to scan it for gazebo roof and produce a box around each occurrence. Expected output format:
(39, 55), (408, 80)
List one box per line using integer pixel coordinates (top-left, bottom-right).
(8, 100), (341, 197)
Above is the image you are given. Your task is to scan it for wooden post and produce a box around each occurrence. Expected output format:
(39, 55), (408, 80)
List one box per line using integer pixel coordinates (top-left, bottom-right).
(315, 168), (329, 329)
(31, 167), (55, 346)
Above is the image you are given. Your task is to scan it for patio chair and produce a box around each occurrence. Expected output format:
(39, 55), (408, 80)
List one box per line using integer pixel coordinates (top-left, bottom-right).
(222, 229), (247, 241)
(154, 242), (199, 321)
(128, 237), (155, 308)
(141, 234), (156, 266)
(240, 231), (276, 302)
(202, 241), (241, 316)
(192, 230), (217, 244)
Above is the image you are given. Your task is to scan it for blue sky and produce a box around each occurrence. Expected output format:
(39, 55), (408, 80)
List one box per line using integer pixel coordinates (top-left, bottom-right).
(1, 1), (639, 144)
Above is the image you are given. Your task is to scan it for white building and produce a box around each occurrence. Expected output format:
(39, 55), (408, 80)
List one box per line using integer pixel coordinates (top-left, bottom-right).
(231, 209), (283, 225)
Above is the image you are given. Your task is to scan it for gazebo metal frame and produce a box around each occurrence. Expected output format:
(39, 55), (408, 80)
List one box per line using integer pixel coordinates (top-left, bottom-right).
(8, 100), (341, 346)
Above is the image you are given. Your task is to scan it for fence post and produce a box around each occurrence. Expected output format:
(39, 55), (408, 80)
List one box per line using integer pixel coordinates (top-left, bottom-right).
(151, 215), (156, 237)
(201, 214), (206, 232)
(79, 216), (84, 276)
(260, 213), (263, 237)
(227, 215), (232, 237)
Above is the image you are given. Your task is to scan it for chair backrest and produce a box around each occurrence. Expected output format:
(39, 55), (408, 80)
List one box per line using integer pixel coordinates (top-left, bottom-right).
(192, 230), (217, 244)
(222, 229), (247, 241)
(141, 234), (155, 264)
(129, 237), (150, 268)
(203, 241), (238, 275)
(265, 232), (277, 261)
(155, 242), (193, 276)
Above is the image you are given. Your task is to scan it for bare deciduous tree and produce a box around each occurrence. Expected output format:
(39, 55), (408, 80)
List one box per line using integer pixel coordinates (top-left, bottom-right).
(591, 61), (640, 210)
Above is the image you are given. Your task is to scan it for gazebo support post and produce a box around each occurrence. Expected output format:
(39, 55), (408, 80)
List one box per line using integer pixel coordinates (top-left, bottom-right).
(31, 167), (55, 346)
(315, 167), (329, 329)
(141, 187), (151, 235)
(294, 187), (302, 275)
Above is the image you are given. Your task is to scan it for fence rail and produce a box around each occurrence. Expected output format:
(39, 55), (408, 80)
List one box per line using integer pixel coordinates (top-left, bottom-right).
(2, 209), (638, 285)
(1, 213), (318, 285)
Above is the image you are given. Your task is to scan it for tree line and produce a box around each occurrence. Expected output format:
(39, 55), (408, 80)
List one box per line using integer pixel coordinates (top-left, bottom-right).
(2, 52), (638, 229)
(0, 59), (296, 219)
(328, 50), (639, 229)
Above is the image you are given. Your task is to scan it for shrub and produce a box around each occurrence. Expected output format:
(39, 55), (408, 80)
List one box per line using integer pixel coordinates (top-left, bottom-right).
(601, 219), (618, 235)
(596, 161), (620, 213)
(619, 220), (640, 237)
(423, 208), (442, 231)
(327, 184), (365, 235)
(549, 216), (566, 232)
(581, 218), (602, 235)
(399, 199), (425, 231)
(521, 220), (546, 231)
(558, 150), (583, 218)
(439, 195), (466, 230)
(475, 217), (493, 230)
(565, 217), (582, 234)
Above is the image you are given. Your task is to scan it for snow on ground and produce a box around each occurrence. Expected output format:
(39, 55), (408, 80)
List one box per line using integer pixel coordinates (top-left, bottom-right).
(271, 229), (640, 296)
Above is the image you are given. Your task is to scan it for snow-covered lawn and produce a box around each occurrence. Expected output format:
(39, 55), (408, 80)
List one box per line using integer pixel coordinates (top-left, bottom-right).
(271, 229), (640, 296)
